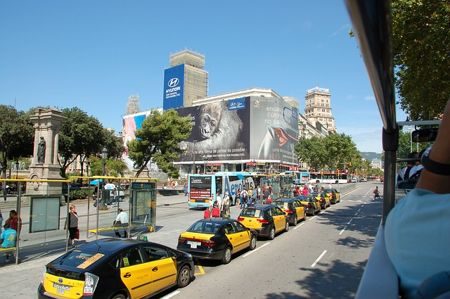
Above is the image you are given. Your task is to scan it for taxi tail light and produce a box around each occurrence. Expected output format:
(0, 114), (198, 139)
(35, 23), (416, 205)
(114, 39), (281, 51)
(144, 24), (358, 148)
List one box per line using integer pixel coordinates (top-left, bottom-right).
(286, 209), (294, 214)
(201, 239), (216, 248)
(308, 203), (314, 209)
(257, 218), (269, 224)
(237, 216), (244, 221)
(178, 236), (186, 244)
(83, 272), (99, 297)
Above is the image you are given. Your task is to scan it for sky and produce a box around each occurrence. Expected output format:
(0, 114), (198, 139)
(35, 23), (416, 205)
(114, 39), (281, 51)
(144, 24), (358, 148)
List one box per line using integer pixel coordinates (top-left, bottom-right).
(0, 0), (407, 153)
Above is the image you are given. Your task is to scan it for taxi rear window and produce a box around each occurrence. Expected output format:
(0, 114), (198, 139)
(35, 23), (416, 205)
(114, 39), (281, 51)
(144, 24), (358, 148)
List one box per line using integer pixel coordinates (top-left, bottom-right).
(59, 250), (105, 269)
(188, 221), (222, 234)
(241, 208), (261, 218)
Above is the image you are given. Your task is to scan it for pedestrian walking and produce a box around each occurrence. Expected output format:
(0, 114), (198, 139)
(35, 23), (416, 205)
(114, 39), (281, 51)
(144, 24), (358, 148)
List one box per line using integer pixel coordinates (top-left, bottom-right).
(184, 183), (188, 196)
(222, 192), (231, 218)
(114, 208), (129, 238)
(64, 204), (79, 246)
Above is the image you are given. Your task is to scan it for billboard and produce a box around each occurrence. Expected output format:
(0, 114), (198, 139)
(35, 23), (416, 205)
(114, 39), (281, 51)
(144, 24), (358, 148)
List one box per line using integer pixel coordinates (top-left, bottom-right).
(163, 64), (185, 110)
(249, 97), (299, 163)
(177, 98), (250, 161)
(122, 112), (149, 154)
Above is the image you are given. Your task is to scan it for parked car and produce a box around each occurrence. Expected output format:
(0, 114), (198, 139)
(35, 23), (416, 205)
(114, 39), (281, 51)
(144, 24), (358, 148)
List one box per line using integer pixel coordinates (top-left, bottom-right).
(38, 238), (194, 299)
(237, 204), (289, 240)
(297, 195), (321, 215)
(177, 218), (256, 264)
(274, 198), (306, 225)
(324, 188), (341, 204)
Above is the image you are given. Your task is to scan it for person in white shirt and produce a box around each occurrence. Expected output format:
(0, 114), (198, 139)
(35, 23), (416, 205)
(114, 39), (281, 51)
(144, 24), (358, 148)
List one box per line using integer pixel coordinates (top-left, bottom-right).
(114, 208), (129, 238)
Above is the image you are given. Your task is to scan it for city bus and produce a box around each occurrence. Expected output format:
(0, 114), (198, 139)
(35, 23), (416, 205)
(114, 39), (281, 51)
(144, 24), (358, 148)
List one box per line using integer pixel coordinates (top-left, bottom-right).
(309, 171), (348, 184)
(187, 171), (255, 208)
(283, 170), (311, 185)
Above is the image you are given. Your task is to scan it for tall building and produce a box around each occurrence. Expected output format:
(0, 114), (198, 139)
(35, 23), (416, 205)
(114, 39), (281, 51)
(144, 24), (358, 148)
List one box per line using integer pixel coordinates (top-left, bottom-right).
(304, 87), (336, 133)
(125, 95), (140, 115)
(163, 50), (208, 110)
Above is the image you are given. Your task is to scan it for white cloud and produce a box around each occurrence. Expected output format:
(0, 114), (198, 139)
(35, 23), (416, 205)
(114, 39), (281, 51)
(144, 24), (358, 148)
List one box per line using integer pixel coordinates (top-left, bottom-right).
(364, 95), (375, 101)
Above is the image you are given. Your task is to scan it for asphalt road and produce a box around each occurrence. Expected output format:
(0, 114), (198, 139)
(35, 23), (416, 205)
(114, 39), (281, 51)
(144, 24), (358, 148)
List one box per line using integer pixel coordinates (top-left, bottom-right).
(0, 182), (382, 299)
(158, 182), (382, 299)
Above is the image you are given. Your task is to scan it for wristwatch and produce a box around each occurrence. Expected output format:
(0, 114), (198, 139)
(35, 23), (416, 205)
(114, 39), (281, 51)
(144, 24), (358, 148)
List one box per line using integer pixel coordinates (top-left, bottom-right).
(421, 146), (450, 176)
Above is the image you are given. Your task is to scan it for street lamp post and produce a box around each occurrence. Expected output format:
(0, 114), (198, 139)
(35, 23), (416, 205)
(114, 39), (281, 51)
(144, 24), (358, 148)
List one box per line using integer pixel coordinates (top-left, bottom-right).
(15, 161), (19, 179)
(192, 140), (197, 174)
(99, 147), (108, 210)
(102, 147), (108, 176)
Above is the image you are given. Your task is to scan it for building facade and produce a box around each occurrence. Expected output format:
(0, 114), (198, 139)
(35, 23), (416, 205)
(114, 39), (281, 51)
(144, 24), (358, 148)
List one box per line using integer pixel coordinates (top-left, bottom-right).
(304, 87), (336, 133)
(163, 50), (208, 110)
(174, 94), (299, 176)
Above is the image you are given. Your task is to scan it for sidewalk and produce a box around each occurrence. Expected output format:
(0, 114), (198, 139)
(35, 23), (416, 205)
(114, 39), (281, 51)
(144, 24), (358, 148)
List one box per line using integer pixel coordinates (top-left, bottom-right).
(0, 192), (188, 267)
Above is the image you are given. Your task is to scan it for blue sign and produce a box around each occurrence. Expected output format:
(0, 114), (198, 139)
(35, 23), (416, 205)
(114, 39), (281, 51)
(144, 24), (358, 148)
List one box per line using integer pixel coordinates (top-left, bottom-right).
(163, 64), (185, 110)
(227, 97), (246, 110)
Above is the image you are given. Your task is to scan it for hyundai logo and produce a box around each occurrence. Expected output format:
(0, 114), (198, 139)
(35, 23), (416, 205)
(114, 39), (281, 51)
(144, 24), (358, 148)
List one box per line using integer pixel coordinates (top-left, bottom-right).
(168, 78), (179, 88)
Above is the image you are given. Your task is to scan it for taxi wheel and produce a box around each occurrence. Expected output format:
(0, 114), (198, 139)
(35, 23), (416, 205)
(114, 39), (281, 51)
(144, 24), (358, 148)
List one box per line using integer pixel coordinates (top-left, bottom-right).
(268, 227), (275, 240)
(285, 221), (289, 232)
(249, 235), (257, 250)
(110, 293), (127, 299)
(293, 216), (298, 226)
(222, 247), (232, 264)
(177, 265), (191, 288)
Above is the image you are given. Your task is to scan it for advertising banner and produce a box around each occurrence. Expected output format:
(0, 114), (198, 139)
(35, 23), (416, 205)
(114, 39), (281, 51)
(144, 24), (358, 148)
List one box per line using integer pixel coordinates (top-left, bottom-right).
(163, 64), (185, 110)
(249, 97), (299, 163)
(122, 112), (150, 155)
(177, 98), (250, 161)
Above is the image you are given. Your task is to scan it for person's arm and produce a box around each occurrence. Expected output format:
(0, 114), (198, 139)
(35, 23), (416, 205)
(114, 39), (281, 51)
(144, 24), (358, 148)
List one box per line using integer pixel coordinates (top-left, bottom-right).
(416, 100), (450, 194)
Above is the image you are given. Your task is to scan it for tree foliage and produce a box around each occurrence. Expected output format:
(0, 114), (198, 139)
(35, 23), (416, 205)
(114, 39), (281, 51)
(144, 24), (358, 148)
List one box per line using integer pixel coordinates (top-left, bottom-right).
(128, 110), (193, 178)
(59, 107), (105, 177)
(295, 133), (366, 174)
(392, 0), (450, 119)
(0, 105), (34, 174)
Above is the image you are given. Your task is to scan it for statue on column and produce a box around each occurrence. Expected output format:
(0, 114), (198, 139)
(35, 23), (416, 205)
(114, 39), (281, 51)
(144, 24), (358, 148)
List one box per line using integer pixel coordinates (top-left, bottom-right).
(37, 136), (46, 164)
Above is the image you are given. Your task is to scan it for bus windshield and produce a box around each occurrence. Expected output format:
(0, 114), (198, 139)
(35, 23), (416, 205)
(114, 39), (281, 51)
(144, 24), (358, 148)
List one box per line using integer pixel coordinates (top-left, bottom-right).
(189, 176), (212, 198)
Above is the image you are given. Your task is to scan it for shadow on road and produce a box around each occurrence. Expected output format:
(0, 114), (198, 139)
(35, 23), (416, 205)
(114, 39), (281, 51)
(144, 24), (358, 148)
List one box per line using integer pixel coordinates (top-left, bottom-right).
(265, 259), (365, 299)
(315, 199), (381, 240)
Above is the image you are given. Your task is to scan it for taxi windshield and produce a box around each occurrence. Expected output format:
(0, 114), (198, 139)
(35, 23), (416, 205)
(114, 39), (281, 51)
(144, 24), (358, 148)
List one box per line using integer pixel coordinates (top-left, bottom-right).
(241, 208), (262, 218)
(187, 221), (222, 234)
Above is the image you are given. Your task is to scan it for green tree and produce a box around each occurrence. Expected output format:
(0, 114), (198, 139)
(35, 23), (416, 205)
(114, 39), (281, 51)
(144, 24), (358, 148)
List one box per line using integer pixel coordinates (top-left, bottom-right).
(392, 0), (450, 119)
(89, 156), (127, 177)
(295, 137), (327, 171)
(59, 107), (105, 177)
(0, 105), (34, 198)
(128, 110), (192, 178)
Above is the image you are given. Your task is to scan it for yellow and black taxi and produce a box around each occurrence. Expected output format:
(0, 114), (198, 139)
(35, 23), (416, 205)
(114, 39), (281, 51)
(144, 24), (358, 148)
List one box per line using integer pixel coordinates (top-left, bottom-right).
(274, 198), (306, 226)
(38, 238), (194, 299)
(237, 204), (289, 240)
(177, 218), (256, 264)
(314, 192), (331, 209)
(324, 188), (341, 204)
(296, 195), (321, 216)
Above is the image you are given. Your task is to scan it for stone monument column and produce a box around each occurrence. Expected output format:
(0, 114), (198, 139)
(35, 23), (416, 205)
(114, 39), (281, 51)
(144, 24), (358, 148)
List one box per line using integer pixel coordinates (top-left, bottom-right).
(27, 109), (66, 196)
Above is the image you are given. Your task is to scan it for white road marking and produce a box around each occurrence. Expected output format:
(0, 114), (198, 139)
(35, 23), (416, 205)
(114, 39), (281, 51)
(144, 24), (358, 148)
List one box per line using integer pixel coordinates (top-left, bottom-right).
(311, 250), (327, 268)
(294, 222), (305, 230)
(339, 228), (346, 235)
(161, 290), (180, 299)
(341, 188), (359, 198)
(309, 216), (317, 221)
(346, 218), (353, 225)
(243, 242), (271, 258)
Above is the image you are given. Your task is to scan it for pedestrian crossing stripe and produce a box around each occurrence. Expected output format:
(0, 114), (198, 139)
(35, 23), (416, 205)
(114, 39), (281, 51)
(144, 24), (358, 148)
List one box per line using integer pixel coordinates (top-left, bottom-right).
(195, 265), (205, 275)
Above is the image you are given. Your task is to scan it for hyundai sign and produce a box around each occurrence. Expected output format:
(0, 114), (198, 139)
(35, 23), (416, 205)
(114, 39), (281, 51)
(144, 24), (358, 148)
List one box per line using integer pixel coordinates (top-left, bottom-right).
(163, 64), (184, 110)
